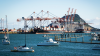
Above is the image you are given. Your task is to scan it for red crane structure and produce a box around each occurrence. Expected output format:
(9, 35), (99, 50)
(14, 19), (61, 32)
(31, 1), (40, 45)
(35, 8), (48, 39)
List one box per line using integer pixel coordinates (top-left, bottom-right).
(72, 9), (77, 22)
(69, 8), (73, 22)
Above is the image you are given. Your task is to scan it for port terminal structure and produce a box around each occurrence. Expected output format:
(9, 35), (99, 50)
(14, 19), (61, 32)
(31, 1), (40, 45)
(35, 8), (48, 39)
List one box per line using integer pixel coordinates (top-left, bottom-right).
(45, 33), (100, 44)
(17, 10), (60, 32)
(0, 15), (8, 32)
(0, 18), (4, 30)
(16, 8), (88, 33)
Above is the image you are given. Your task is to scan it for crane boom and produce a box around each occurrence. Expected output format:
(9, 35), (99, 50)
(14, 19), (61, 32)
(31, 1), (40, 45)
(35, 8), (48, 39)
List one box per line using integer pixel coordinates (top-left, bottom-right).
(72, 9), (77, 21)
(66, 8), (70, 21)
(69, 8), (73, 21)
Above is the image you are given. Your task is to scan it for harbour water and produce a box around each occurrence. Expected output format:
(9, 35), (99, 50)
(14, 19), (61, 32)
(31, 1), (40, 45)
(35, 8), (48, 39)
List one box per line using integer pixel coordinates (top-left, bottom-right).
(0, 34), (100, 56)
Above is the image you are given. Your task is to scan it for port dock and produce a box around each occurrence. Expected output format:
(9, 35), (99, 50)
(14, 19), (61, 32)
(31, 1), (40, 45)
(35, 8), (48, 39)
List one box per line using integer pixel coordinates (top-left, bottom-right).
(45, 33), (100, 44)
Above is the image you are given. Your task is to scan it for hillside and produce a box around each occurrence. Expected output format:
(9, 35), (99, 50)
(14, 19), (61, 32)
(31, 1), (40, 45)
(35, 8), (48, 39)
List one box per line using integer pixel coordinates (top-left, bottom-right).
(62, 14), (100, 31)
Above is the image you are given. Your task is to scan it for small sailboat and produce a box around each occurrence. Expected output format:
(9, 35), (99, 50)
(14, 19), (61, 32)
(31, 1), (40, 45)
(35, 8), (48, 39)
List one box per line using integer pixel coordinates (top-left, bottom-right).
(90, 33), (98, 41)
(2, 30), (10, 45)
(89, 37), (97, 41)
(2, 29), (10, 45)
(43, 34), (48, 37)
(11, 45), (34, 52)
(92, 37), (97, 40)
(37, 35), (59, 46)
(2, 15), (10, 45)
(11, 27), (34, 52)
(2, 39), (10, 45)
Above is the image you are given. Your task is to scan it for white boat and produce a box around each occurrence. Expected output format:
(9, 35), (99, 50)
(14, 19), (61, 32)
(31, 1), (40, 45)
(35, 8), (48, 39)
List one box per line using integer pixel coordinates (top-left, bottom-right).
(43, 35), (47, 37)
(92, 45), (100, 50)
(93, 37), (97, 40)
(91, 33), (98, 37)
(17, 46), (34, 52)
(90, 37), (97, 41)
(2, 15), (10, 45)
(11, 45), (34, 52)
(90, 33), (98, 41)
(2, 32), (10, 45)
(2, 39), (10, 45)
(11, 26), (34, 52)
(11, 36), (34, 52)
(37, 38), (59, 46)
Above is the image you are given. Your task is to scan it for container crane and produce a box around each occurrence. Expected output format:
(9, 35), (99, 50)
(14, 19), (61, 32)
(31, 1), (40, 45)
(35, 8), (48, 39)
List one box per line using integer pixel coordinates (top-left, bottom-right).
(69, 8), (74, 23)
(72, 9), (77, 22)
(17, 10), (60, 31)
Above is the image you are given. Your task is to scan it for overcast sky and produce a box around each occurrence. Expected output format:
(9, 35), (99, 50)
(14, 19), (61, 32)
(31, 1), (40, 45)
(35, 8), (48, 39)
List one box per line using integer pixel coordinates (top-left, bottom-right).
(0, 0), (100, 29)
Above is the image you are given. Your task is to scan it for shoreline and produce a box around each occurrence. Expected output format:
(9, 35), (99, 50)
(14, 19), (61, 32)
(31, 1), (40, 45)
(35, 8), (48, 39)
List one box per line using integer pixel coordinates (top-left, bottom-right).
(0, 32), (63, 34)
(0, 32), (90, 34)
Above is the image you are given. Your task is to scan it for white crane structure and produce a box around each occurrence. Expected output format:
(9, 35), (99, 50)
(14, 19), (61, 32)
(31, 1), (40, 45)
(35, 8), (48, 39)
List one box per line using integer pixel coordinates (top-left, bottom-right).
(17, 10), (60, 31)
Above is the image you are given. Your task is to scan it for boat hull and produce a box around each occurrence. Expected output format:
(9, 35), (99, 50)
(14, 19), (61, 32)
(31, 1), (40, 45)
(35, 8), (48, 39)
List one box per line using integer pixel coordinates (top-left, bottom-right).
(17, 49), (34, 52)
(2, 42), (10, 45)
(11, 49), (34, 52)
(37, 43), (59, 46)
(18, 28), (64, 34)
(2, 39), (10, 45)
(11, 47), (34, 52)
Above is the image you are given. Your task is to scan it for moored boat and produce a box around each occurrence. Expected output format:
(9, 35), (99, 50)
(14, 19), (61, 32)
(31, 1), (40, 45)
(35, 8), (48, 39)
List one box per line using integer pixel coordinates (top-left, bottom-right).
(11, 45), (34, 52)
(37, 38), (59, 46)
(2, 38), (10, 45)
(11, 25), (34, 52)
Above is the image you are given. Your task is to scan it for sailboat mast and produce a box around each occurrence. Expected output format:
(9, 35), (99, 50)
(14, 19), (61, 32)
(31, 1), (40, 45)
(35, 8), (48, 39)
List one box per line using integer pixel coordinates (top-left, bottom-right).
(24, 20), (27, 47)
(25, 30), (26, 47)
(5, 15), (7, 36)
(6, 15), (8, 29)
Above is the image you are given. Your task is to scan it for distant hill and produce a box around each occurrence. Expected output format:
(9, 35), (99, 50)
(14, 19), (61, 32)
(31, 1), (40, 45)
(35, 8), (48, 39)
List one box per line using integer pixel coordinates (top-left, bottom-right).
(62, 14), (100, 31)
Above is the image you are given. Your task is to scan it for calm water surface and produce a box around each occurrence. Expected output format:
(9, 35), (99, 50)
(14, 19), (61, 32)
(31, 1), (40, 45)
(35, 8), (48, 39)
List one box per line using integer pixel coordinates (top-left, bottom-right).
(0, 34), (100, 56)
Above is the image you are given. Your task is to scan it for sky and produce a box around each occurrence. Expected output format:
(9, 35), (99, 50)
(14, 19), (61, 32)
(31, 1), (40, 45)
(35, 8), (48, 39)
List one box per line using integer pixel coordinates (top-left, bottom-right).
(0, 0), (100, 29)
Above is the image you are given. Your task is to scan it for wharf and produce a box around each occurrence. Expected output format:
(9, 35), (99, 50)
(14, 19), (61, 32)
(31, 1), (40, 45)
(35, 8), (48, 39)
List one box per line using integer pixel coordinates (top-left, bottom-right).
(0, 32), (74, 34)
(0, 32), (17, 34)
(0, 32), (62, 34)
(36, 33), (62, 34)
(46, 33), (100, 44)
(60, 40), (100, 44)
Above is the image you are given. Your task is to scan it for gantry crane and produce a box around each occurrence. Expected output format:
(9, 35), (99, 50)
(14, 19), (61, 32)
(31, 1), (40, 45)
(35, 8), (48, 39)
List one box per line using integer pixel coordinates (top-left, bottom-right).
(17, 10), (60, 31)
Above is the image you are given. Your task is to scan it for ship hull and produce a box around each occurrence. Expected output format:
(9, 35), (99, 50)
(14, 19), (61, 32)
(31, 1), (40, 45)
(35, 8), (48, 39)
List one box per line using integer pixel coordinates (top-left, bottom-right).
(18, 28), (84, 34)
